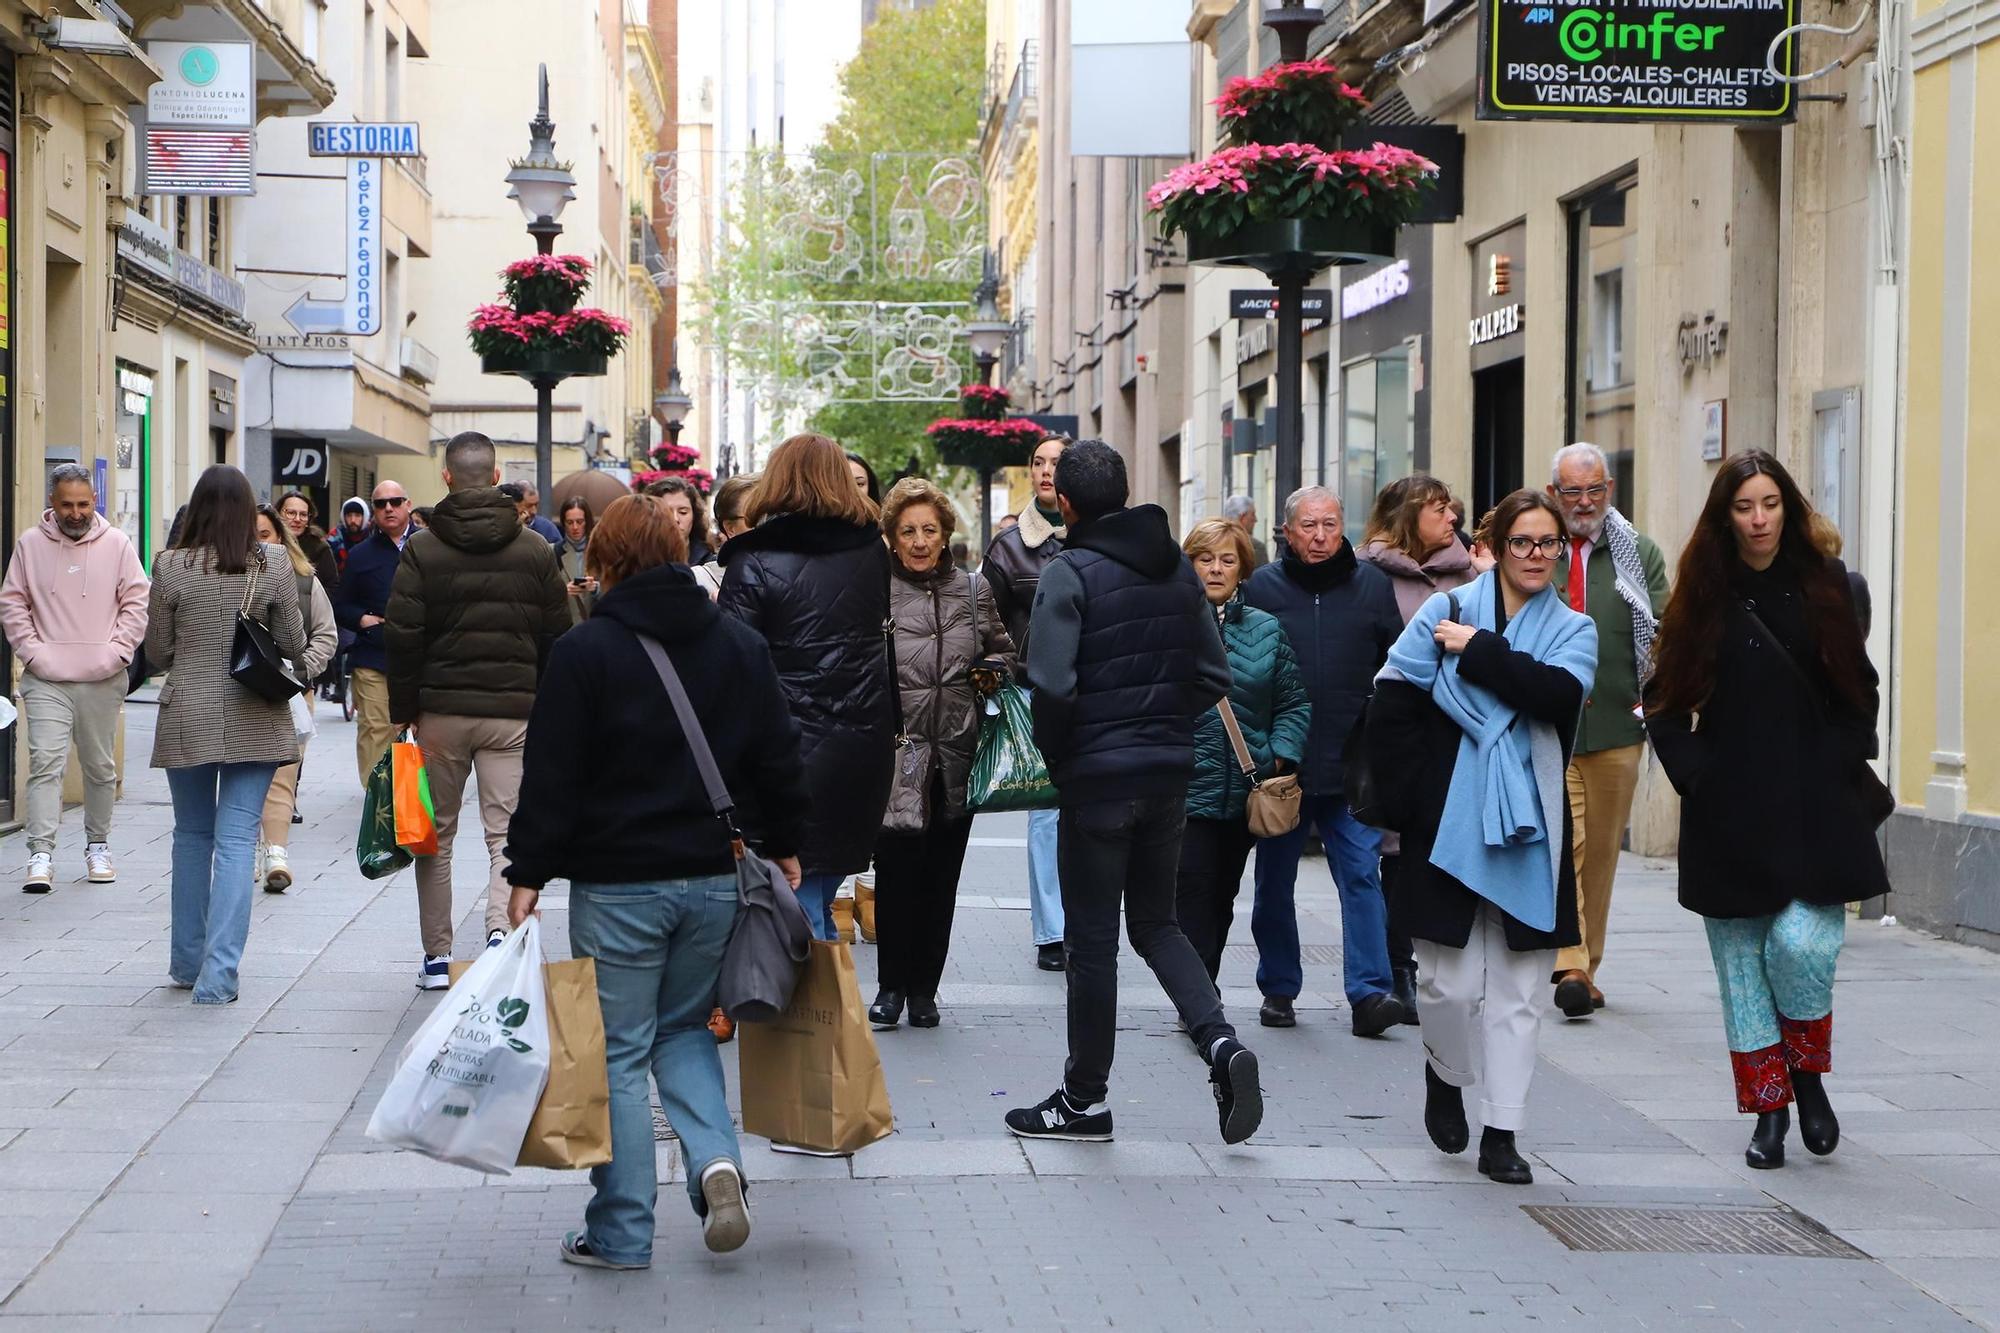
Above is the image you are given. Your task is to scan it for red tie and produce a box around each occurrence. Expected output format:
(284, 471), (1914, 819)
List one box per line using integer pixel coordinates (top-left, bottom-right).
(1567, 539), (1587, 611)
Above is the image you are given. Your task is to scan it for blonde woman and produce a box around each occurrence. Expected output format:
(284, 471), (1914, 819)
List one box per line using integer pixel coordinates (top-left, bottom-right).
(254, 504), (338, 892)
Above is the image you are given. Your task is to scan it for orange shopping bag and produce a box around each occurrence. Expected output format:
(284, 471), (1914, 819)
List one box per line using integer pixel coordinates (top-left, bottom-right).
(391, 733), (439, 856)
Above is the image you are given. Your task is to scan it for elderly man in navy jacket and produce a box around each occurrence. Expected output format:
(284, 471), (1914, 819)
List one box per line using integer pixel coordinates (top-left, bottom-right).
(1243, 486), (1408, 1037)
(1004, 440), (1262, 1149)
(333, 480), (413, 784)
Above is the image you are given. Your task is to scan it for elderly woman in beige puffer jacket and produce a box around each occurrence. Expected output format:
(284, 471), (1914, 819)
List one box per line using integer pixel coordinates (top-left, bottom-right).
(869, 477), (1016, 1032)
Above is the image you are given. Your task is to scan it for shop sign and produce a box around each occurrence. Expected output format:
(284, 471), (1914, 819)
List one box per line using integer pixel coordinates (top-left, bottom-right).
(142, 128), (255, 196)
(1237, 322), (1272, 364)
(1477, 0), (1797, 123)
(1678, 312), (1729, 370)
(146, 42), (254, 127)
(258, 333), (353, 352)
(1701, 400), (1727, 460)
(115, 210), (176, 280)
(308, 122), (423, 157)
(1230, 289), (1332, 319)
(1342, 260), (1411, 320)
(275, 439), (331, 487)
(346, 159), (381, 335)
(173, 251), (248, 318)
(1469, 303), (1523, 346)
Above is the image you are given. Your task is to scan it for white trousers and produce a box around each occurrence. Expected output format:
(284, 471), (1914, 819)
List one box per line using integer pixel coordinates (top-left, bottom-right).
(1411, 904), (1555, 1133)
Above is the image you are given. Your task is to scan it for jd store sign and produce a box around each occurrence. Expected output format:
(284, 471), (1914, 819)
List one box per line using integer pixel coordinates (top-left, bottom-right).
(274, 439), (331, 487)
(1478, 0), (1797, 123)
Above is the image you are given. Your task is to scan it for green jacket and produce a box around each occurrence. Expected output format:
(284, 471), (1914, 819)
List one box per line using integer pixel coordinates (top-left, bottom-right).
(1187, 598), (1311, 821)
(1554, 528), (1668, 754)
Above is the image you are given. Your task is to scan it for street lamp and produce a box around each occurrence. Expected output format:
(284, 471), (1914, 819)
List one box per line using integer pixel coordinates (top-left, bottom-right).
(654, 366), (693, 448)
(962, 252), (1015, 551)
(506, 64), (577, 500)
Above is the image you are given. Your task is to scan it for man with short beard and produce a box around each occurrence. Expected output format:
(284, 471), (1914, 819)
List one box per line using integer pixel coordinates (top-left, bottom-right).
(1546, 443), (1668, 1018)
(0, 464), (150, 892)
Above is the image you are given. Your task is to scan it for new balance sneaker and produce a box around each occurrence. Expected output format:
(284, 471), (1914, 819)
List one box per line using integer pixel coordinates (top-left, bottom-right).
(84, 843), (115, 884)
(1208, 1037), (1264, 1145)
(698, 1160), (751, 1254)
(558, 1231), (646, 1271)
(1004, 1088), (1113, 1142)
(417, 955), (450, 990)
(487, 929), (507, 950)
(263, 846), (292, 894)
(21, 852), (53, 895)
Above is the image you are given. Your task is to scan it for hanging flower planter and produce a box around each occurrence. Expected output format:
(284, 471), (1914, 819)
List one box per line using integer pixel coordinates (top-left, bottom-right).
(1184, 216), (1402, 277)
(926, 416), (1047, 475)
(469, 255), (627, 380)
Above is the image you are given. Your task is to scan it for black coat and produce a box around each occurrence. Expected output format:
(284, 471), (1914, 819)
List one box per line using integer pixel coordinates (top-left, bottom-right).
(1645, 557), (1888, 919)
(1242, 543), (1405, 796)
(719, 513), (894, 878)
(983, 504), (1064, 652)
(503, 564), (807, 889)
(1363, 600), (1585, 953)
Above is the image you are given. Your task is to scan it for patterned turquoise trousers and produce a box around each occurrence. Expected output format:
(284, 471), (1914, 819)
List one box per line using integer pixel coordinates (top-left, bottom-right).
(1703, 901), (1845, 1113)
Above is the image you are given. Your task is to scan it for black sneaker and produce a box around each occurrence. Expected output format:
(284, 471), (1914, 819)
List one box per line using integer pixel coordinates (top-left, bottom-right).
(1036, 943), (1065, 972)
(1005, 1088), (1112, 1142)
(1259, 995), (1296, 1028)
(1208, 1038), (1263, 1144)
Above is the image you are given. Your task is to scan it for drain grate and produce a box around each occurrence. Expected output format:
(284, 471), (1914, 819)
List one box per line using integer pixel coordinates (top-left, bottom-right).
(1525, 1204), (1867, 1260)
(1223, 943), (1344, 967)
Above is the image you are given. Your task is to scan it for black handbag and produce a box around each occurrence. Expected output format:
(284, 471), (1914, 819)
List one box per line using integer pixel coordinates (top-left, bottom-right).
(1346, 592), (1458, 830)
(230, 555), (305, 703)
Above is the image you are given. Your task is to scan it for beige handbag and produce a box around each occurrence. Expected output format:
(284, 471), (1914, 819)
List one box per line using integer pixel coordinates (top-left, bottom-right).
(1216, 702), (1301, 838)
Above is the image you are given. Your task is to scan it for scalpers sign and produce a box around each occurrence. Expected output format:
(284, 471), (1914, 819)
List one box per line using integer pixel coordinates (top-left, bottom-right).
(1478, 0), (1797, 122)
(147, 42), (254, 127)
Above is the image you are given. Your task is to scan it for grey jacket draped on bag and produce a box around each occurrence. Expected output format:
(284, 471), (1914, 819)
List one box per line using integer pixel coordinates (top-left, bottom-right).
(885, 558), (1016, 828)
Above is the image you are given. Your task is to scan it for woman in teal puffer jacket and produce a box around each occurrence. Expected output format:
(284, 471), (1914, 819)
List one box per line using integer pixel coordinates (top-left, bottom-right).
(1176, 518), (1312, 983)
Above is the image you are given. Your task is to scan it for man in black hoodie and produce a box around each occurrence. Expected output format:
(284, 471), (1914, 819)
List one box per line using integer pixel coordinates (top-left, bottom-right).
(385, 432), (570, 991)
(1005, 440), (1262, 1147)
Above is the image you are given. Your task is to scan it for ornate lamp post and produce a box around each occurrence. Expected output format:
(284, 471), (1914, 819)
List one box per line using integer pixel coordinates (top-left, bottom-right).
(962, 255), (1014, 549)
(654, 366), (693, 448)
(505, 65), (577, 498)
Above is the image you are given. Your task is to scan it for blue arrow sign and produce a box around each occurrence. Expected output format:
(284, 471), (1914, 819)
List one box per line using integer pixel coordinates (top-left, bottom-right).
(284, 293), (347, 334)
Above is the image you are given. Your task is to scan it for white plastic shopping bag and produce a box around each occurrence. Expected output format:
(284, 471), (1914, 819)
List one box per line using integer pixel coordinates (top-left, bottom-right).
(287, 689), (316, 741)
(365, 918), (552, 1174)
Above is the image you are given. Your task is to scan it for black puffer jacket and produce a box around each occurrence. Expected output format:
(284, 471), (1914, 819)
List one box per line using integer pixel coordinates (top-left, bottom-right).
(719, 513), (894, 877)
(983, 502), (1064, 653)
(384, 487), (571, 723)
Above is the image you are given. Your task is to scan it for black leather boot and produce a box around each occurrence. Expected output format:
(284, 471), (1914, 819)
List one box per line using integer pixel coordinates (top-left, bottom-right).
(1423, 1064), (1469, 1155)
(1792, 1072), (1839, 1156)
(1477, 1127), (1533, 1184)
(907, 995), (941, 1028)
(1745, 1107), (1789, 1169)
(868, 989), (905, 1029)
(1391, 966), (1421, 1026)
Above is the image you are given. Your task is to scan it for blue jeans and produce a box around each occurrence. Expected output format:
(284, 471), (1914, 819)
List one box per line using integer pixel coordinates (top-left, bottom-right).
(797, 872), (842, 941)
(569, 874), (742, 1268)
(1251, 794), (1391, 1004)
(1028, 808), (1065, 946)
(165, 762), (279, 1004)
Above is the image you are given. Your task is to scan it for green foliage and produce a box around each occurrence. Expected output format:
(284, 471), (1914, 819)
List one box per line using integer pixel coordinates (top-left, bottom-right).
(809, 399), (949, 482)
(821, 0), (982, 158)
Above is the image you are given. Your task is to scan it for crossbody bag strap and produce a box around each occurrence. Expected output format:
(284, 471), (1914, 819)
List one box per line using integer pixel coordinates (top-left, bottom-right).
(1215, 699), (1257, 781)
(240, 551), (261, 618)
(633, 630), (735, 823)
(1738, 603), (1826, 723)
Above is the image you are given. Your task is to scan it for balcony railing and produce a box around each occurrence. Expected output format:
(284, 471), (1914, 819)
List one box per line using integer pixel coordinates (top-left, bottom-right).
(1000, 40), (1038, 154)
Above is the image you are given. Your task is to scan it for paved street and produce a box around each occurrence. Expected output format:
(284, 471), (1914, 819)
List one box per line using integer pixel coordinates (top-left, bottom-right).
(2, 702), (1999, 1330)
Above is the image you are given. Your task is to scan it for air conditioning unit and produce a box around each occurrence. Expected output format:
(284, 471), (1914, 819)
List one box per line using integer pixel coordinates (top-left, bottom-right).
(399, 336), (439, 386)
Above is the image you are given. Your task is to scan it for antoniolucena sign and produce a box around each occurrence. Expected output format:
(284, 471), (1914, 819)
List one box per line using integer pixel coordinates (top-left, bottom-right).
(1478, 0), (1797, 123)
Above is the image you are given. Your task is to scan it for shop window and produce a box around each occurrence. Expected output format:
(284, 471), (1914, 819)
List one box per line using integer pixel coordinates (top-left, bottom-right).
(1567, 176), (1638, 513)
(1341, 350), (1412, 544)
(174, 197), (190, 253)
(206, 198), (222, 269)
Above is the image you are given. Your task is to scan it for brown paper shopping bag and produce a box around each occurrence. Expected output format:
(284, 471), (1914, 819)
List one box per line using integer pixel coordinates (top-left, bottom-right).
(451, 956), (611, 1169)
(738, 940), (893, 1155)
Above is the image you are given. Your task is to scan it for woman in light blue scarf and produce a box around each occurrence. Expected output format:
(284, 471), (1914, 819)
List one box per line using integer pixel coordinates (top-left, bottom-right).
(1362, 490), (1596, 1185)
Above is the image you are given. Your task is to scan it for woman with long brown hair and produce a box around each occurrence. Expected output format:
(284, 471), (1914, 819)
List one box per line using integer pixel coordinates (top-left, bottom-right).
(718, 433), (894, 939)
(1645, 451), (1885, 1170)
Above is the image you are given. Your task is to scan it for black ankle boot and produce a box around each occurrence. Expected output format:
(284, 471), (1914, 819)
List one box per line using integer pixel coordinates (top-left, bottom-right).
(868, 989), (905, 1029)
(1423, 1065), (1469, 1155)
(1791, 1072), (1839, 1156)
(907, 995), (940, 1028)
(1391, 966), (1421, 1026)
(1477, 1127), (1533, 1184)
(1745, 1107), (1789, 1169)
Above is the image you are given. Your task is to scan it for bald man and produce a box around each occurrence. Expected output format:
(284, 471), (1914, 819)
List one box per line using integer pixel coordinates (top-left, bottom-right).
(333, 479), (414, 782)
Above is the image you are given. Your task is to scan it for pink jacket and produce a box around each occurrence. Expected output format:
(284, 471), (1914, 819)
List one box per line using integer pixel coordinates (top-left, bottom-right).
(1, 512), (150, 683)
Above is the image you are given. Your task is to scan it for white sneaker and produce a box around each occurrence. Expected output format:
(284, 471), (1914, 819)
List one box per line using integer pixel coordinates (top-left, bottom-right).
(22, 852), (53, 894)
(486, 929), (507, 950)
(84, 843), (115, 884)
(264, 846), (292, 894)
(417, 955), (451, 991)
(698, 1160), (750, 1253)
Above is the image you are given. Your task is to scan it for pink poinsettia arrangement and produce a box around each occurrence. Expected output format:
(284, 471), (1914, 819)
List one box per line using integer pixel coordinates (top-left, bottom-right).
(1214, 60), (1369, 148)
(926, 415), (1047, 475)
(1149, 141), (1436, 242)
(469, 304), (632, 359)
(649, 440), (700, 470)
(502, 254), (594, 309)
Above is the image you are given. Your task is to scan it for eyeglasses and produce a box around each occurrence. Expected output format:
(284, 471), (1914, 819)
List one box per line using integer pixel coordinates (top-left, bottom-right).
(1554, 484), (1609, 502)
(372, 496), (409, 510)
(1506, 535), (1566, 559)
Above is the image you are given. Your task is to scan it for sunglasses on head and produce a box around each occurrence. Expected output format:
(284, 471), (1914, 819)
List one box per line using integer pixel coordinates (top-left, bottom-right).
(372, 496), (409, 510)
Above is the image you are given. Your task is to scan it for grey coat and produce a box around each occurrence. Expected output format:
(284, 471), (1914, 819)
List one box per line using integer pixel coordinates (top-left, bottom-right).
(886, 560), (1016, 827)
(145, 544), (307, 769)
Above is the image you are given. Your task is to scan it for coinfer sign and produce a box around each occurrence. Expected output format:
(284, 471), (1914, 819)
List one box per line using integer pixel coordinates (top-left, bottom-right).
(1478, 0), (1796, 123)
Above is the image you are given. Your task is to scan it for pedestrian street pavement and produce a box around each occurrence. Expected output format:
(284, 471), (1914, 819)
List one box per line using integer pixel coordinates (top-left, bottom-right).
(3, 701), (2000, 1329)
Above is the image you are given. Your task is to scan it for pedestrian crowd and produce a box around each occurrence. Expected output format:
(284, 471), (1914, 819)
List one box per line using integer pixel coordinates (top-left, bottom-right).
(1, 428), (1888, 1266)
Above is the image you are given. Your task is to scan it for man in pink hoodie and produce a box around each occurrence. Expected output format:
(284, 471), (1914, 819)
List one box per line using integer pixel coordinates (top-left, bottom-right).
(0, 464), (150, 892)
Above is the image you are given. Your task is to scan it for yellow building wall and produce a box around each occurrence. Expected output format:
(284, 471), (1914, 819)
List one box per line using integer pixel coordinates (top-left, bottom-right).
(1966, 44), (2000, 814)
(1899, 62), (1947, 806)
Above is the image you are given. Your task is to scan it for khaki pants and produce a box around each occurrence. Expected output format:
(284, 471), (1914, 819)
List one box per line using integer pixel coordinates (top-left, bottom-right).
(412, 713), (527, 957)
(351, 668), (395, 787)
(1555, 742), (1645, 982)
(261, 734), (309, 846)
(20, 671), (124, 856)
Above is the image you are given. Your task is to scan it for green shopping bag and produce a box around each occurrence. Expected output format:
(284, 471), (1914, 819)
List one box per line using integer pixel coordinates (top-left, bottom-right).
(358, 746), (415, 880)
(968, 681), (1058, 812)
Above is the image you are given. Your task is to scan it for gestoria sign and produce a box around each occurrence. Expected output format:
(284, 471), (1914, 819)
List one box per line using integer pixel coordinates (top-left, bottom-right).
(1478, 0), (1797, 123)
(146, 42), (254, 128)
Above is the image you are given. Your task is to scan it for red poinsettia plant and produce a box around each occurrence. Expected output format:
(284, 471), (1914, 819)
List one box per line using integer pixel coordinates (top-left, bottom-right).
(958, 383), (1011, 419)
(1147, 141), (1438, 242)
(633, 466), (713, 495)
(649, 439), (700, 470)
(1215, 60), (1369, 150)
(926, 415), (1047, 475)
(469, 304), (632, 359)
(502, 254), (593, 312)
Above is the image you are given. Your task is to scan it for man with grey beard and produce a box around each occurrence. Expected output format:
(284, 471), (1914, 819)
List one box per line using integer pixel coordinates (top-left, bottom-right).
(1546, 443), (1668, 1018)
(0, 464), (150, 892)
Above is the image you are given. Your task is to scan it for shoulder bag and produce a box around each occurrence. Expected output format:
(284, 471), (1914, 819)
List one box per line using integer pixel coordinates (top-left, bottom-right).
(1738, 602), (1895, 828)
(1215, 699), (1300, 837)
(1345, 591), (1458, 830)
(632, 631), (812, 1021)
(230, 553), (307, 703)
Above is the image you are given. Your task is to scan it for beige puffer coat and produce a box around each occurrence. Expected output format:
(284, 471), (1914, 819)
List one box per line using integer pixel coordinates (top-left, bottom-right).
(886, 557), (1017, 828)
